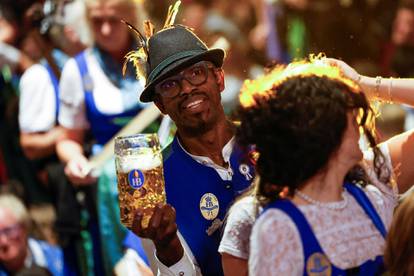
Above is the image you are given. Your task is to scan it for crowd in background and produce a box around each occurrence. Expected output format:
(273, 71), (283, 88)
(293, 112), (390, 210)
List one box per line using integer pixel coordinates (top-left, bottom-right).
(1, 0), (414, 275)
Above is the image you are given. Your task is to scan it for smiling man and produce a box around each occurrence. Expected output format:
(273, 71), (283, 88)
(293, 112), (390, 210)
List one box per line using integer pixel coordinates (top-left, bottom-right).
(128, 25), (255, 275)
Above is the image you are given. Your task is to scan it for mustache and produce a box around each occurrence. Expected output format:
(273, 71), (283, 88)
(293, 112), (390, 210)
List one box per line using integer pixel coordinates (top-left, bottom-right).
(178, 90), (207, 104)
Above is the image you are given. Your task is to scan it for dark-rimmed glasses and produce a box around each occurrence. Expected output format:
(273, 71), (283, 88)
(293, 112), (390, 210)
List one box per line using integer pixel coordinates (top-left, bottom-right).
(155, 61), (215, 98)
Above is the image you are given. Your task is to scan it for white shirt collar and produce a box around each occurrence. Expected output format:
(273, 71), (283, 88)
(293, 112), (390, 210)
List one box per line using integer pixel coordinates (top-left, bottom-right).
(177, 136), (235, 180)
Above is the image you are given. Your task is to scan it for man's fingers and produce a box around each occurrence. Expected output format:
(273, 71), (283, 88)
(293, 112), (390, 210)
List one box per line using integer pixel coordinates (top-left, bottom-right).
(148, 204), (163, 229)
(155, 204), (178, 246)
(131, 211), (145, 237)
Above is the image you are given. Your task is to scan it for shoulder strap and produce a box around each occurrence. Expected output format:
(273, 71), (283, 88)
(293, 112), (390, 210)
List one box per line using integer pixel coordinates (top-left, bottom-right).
(263, 200), (325, 263)
(74, 51), (93, 93)
(344, 182), (387, 238)
(45, 64), (60, 119)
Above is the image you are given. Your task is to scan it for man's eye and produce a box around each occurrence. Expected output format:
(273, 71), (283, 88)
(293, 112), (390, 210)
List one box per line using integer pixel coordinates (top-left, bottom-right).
(161, 80), (179, 90)
(189, 66), (204, 77)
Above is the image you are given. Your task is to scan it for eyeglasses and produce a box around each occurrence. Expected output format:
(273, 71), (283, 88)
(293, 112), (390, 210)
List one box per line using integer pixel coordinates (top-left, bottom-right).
(155, 62), (214, 98)
(0, 224), (21, 240)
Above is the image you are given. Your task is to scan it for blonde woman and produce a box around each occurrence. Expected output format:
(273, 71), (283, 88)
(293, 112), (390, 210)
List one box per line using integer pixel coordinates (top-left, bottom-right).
(55, 1), (150, 274)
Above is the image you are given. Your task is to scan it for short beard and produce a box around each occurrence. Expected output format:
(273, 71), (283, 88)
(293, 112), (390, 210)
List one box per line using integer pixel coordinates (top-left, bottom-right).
(178, 115), (217, 138)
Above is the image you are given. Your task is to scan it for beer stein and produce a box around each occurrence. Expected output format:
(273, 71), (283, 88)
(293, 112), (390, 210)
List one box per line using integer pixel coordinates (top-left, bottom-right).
(114, 133), (166, 228)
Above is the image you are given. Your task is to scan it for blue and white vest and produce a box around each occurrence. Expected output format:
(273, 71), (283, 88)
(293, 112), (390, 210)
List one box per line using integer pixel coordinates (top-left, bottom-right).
(74, 52), (142, 145)
(163, 137), (254, 275)
(262, 182), (386, 276)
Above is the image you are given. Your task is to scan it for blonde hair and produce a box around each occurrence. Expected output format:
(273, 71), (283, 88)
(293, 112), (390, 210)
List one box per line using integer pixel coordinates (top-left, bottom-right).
(385, 193), (414, 276)
(84, 0), (145, 26)
(0, 194), (30, 229)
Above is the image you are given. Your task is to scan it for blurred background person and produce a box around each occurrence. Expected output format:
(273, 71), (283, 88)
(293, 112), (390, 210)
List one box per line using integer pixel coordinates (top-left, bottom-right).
(384, 192), (414, 276)
(17, 1), (87, 274)
(56, 0), (152, 274)
(0, 193), (64, 275)
(0, 0), (36, 203)
(384, 0), (414, 131)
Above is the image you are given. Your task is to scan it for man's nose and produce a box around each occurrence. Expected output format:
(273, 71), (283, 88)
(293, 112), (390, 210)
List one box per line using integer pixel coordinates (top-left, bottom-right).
(0, 233), (8, 245)
(179, 78), (196, 96)
(101, 21), (112, 36)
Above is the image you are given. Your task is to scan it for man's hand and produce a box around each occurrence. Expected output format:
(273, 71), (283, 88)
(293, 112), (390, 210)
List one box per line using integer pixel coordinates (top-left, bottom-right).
(131, 204), (184, 267)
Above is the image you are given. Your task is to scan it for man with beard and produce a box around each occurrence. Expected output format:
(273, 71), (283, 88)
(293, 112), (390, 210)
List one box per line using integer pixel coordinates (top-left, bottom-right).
(127, 24), (255, 276)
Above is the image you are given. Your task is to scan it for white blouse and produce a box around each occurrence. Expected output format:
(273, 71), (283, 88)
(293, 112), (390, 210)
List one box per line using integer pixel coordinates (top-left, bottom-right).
(248, 144), (397, 276)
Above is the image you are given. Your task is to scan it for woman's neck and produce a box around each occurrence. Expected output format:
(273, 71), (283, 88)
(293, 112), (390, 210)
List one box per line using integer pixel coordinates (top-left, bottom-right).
(294, 160), (351, 203)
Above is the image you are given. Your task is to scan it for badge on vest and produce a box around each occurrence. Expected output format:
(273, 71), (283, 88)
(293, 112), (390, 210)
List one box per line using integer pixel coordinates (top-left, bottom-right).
(306, 252), (332, 276)
(239, 164), (253, 181)
(199, 193), (219, 220)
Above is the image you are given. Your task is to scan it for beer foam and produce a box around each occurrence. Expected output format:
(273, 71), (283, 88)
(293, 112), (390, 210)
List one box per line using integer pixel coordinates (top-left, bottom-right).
(118, 151), (162, 173)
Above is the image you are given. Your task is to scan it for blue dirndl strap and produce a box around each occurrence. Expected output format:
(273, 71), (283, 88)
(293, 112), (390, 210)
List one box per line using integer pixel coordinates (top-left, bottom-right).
(262, 185), (387, 276)
(45, 64), (60, 119)
(263, 200), (327, 267)
(74, 52), (92, 93)
(344, 182), (387, 238)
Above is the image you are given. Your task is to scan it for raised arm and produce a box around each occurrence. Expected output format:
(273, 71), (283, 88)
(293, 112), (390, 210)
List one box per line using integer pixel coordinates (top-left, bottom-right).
(383, 130), (414, 193)
(325, 58), (414, 193)
(324, 58), (414, 106)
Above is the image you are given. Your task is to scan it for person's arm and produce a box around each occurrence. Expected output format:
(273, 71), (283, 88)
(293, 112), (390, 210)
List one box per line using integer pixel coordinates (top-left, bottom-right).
(326, 58), (414, 193)
(56, 127), (96, 185)
(219, 197), (255, 276)
(222, 254), (247, 276)
(382, 130), (414, 194)
(20, 126), (64, 159)
(324, 58), (414, 106)
(132, 204), (184, 265)
(18, 64), (63, 159)
(131, 204), (198, 275)
(56, 57), (96, 185)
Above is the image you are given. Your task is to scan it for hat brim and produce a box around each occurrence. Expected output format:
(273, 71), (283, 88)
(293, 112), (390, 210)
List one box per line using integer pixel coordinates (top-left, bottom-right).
(139, 48), (225, 103)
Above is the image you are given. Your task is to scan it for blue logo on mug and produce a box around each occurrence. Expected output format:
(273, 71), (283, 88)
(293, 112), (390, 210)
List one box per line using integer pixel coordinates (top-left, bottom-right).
(128, 169), (145, 189)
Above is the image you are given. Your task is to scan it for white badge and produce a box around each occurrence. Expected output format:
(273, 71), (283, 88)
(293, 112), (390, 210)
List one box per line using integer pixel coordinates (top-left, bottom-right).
(239, 164), (253, 181)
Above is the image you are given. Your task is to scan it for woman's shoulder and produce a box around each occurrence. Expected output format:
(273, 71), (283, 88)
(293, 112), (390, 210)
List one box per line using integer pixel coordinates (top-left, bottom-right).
(250, 207), (304, 275)
(253, 207), (300, 239)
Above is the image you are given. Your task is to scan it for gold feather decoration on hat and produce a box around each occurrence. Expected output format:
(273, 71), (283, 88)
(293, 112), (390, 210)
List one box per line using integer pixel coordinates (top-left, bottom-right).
(122, 19), (149, 83)
(164, 0), (181, 28)
(143, 20), (155, 39)
(122, 1), (182, 84)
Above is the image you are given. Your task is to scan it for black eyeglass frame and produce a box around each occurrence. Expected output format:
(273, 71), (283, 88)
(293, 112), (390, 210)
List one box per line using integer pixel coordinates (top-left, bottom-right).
(154, 61), (216, 99)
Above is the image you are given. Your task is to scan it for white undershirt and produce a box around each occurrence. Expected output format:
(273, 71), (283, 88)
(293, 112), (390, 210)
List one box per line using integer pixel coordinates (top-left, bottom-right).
(177, 136), (235, 181)
(19, 64), (57, 133)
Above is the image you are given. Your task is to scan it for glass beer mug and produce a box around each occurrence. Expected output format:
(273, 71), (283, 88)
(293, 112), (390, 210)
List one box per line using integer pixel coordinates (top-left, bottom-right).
(114, 133), (166, 228)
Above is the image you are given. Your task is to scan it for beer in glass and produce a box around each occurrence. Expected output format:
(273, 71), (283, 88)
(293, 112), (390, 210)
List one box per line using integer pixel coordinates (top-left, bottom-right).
(114, 133), (166, 228)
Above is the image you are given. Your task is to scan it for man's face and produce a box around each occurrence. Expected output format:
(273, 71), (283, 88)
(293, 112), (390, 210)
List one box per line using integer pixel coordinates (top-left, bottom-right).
(154, 61), (225, 134)
(0, 208), (27, 268)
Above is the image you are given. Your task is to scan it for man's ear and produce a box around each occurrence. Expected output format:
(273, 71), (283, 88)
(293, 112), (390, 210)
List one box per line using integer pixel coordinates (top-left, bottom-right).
(214, 68), (225, 92)
(154, 96), (167, 115)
